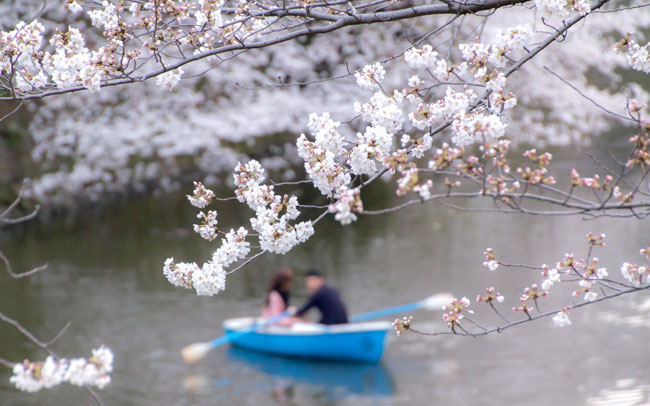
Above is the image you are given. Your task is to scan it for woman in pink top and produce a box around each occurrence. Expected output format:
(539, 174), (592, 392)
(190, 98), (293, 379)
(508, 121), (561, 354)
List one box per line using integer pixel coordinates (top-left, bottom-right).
(261, 268), (293, 325)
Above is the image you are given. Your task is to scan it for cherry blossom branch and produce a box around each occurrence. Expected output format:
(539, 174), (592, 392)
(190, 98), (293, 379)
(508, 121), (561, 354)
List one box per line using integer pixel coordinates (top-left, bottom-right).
(408, 284), (650, 337)
(0, 0), (532, 101)
(0, 312), (67, 357)
(1, 183), (49, 278)
(593, 1), (650, 13)
(542, 65), (634, 122)
(396, 237), (650, 338)
(0, 100), (23, 123)
(0, 357), (14, 368)
(0, 249), (49, 279)
(0, 185), (110, 402)
(235, 14), (461, 91)
(0, 182), (40, 224)
(360, 191), (650, 217)
(351, 0), (610, 197)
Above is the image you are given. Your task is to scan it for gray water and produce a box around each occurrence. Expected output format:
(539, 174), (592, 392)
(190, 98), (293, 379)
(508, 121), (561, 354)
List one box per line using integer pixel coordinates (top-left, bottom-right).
(1, 142), (650, 406)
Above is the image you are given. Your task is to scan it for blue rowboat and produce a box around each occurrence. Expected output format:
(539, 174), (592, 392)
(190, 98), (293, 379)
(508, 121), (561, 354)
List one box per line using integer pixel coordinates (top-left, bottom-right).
(223, 317), (392, 363)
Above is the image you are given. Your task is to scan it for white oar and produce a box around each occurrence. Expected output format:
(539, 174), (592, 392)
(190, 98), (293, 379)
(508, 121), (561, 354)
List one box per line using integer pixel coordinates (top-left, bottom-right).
(349, 293), (453, 322)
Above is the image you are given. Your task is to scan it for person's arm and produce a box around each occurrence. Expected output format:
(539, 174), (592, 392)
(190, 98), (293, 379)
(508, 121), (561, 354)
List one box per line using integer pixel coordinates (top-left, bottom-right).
(295, 293), (317, 318)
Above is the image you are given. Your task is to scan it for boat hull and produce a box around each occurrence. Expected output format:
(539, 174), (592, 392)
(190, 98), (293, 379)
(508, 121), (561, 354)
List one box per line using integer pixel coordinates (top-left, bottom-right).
(223, 318), (392, 363)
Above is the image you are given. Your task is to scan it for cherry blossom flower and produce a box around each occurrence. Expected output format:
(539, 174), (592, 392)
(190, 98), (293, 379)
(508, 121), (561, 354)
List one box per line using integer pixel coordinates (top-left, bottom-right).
(404, 45), (438, 69)
(534, 0), (590, 17)
(297, 133), (350, 196)
(307, 112), (345, 156)
(484, 260), (499, 271)
(494, 24), (533, 52)
(11, 346), (113, 392)
(552, 311), (572, 327)
(414, 179), (433, 200)
(393, 316), (413, 336)
(212, 227), (250, 267)
(193, 210), (218, 241)
(65, 0), (83, 14)
(354, 92), (404, 134)
(192, 261), (226, 296)
(483, 248), (498, 271)
(155, 68), (184, 91)
(187, 181), (215, 208)
(476, 286), (504, 303)
(442, 297), (473, 331)
(355, 62), (386, 90)
(329, 186), (363, 225)
(163, 259), (197, 289)
(10, 356), (66, 393)
(541, 266), (560, 291)
(616, 33), (650, 73)
(349, 126), (394, 175)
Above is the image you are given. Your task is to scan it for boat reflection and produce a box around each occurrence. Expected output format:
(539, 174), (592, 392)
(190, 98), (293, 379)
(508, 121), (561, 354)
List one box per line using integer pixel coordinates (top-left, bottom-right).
(226, 346), (395, 398)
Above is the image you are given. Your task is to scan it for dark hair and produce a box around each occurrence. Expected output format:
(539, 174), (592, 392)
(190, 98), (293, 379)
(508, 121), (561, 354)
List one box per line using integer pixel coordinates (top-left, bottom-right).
(306, 269), (323, 278)
(266, 268), (293, 307)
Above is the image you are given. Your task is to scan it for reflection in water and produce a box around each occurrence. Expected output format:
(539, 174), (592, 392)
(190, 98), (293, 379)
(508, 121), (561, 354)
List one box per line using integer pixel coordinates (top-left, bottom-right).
(586, 379), (650, 406)
(225, 346), (395, 400)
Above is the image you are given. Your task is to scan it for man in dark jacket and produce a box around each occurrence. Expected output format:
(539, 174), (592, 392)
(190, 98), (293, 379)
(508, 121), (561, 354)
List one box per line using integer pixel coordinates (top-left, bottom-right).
(294, 269), (348, 325)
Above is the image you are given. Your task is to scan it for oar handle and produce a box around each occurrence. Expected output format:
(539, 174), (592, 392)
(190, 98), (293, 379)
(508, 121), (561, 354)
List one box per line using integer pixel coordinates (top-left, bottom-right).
(209, 310), (291, 348)
(349, 301), (422, 322)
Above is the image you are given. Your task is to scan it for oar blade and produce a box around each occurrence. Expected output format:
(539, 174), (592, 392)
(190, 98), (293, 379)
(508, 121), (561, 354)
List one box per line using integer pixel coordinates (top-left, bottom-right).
(181, 342), (212, 364)
(420, 293), (454, 310)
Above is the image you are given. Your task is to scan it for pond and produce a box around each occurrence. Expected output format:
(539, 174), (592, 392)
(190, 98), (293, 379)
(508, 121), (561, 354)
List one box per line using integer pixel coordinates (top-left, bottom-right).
(1, 137), (649, 406)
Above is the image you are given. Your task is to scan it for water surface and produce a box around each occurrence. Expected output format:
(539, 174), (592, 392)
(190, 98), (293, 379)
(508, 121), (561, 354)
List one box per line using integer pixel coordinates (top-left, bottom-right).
(1, 141), (649, 406)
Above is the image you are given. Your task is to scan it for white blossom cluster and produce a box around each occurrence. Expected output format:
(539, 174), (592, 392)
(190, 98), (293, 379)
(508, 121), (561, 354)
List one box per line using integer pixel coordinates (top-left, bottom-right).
(349, 126), (393, 175)
(191, 260), (227, 296)
(620, 262), (649, 286)
(167, 179), (253, 295)
(234, 160), (314, 254)
(401, 33), (527, 146)
(10, 346), (113, 393)
(0, 19), (120, 93)
(164, 159), (317, 295)
(354, 62), (386, 90)
(484, 260), (499, 271)
(0, 0), (283, 95)
(451, 111), (507, 146)
(575, 279), (598, 302)
(354, 91), (404, 134)
(194, 0), (225, 31)
(295, 26), (534, 223)
(541, 263), (608, 298)
(0, 21), (47, 91)
(188, 181), (216, 208)
(193, 210), (218, 240)
(618, 36), (650, 74)
(156, 68), (184, 91)
(297, 115), (351, 197)
(541, 268), (561, 291)
(494, 24), (534, 55)
(533, 0), (591, 17)
(163, 225), (251, 295)
(404, 45), (460, 81)
(552, 311), (572, 327)
(163, 258), (197, 290)
(329, 186), (363, 225)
